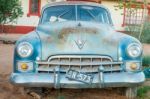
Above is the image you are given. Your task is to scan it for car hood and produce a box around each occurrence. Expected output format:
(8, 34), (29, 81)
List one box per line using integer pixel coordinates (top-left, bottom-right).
(36, 21), (130, 61)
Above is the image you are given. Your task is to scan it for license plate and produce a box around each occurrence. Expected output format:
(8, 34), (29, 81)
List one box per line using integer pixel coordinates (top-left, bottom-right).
(66, 69), (93, 84)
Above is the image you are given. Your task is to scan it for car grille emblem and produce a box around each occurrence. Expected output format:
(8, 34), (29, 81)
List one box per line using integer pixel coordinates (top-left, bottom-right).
(75, 39), (86, 50)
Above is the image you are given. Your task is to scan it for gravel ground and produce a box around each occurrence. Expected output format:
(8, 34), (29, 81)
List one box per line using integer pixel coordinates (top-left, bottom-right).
(0, 43), (150, 99)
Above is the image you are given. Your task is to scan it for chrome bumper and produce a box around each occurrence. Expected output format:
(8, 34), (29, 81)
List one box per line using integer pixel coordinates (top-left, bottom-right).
(10, 72), (145, 88)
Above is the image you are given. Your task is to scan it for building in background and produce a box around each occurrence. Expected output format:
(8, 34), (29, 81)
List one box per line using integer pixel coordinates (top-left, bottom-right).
(1, 0), (150, 34)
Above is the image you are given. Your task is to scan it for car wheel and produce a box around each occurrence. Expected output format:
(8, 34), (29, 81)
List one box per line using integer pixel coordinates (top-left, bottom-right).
(125, 87), (137, 99)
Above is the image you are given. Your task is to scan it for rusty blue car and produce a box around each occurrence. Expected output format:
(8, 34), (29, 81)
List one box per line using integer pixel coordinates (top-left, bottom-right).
(10, 1), (145, 98)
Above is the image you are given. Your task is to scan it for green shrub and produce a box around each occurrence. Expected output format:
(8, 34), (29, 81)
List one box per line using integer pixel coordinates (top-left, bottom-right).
(125, 22), (150, 44)
(0, 0), (23, 24)
(142, 56), (150, 67)
(141, 22), (150, 43)
(137, 86), (150, 99)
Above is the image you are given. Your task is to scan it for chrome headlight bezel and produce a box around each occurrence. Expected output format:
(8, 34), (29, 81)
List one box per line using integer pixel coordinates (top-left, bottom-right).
(17, 42), (33, 58)
(126, 43), (142, 58)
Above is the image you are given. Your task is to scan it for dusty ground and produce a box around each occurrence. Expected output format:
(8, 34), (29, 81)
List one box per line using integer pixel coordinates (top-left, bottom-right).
(0, 43), (149, 99)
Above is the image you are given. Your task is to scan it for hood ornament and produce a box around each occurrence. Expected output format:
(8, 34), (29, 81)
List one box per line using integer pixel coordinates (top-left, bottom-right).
(75, 39), (86, 50)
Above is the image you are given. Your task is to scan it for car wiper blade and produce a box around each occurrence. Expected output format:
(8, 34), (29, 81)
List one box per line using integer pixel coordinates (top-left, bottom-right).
(86, 10), (97, 21)
(57, 10), (71, 19)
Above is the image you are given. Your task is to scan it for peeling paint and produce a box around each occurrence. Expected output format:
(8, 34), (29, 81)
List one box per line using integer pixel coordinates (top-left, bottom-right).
(59, 27), (98, 39)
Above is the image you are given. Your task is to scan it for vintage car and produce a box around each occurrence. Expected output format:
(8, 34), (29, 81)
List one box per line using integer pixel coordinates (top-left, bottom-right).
(10, 1), (145, 98)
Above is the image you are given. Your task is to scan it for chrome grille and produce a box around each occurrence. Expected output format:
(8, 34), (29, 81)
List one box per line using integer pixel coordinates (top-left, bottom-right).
(36, 55), (123, 73)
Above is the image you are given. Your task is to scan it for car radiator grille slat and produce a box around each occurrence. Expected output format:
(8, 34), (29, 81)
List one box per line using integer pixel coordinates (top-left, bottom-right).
(36, 55), (123, 73)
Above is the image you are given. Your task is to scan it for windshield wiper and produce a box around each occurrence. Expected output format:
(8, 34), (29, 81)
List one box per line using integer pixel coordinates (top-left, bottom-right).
(56, 10), (71, 20)
(86, 10), (97, 21)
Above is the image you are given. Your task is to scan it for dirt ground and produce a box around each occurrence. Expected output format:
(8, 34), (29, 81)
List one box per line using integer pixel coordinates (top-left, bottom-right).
(0, 43), (149, 99)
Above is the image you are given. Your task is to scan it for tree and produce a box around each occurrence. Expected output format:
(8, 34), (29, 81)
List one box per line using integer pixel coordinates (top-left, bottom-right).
(0, 0), (23, 32)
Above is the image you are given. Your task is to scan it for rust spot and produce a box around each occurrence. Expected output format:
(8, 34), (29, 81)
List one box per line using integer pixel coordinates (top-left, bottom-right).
(59, 27), (98, 39)
(102, 32), (125, 46)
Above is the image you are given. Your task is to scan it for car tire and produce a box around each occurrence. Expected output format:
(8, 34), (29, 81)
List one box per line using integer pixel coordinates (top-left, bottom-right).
(125, 87), (137, 99)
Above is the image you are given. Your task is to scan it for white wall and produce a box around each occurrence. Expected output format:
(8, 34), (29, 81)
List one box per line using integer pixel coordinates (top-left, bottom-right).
(14, 0), (39, 26)
(102, 1), (124, 31)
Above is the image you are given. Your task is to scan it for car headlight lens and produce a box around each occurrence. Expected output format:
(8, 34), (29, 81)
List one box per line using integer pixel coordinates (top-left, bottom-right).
(17, 42), (33, 58)
(126, 62), (141, 72)
(127, 43), (142, 58)
(17, 61), (34, 72)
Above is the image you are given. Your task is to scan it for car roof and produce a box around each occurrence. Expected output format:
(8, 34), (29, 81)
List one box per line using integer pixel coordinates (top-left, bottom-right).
(42, 1), (108, 11)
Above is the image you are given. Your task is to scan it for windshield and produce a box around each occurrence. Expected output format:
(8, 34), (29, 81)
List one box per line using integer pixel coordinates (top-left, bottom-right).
(41, 5), (112, 24)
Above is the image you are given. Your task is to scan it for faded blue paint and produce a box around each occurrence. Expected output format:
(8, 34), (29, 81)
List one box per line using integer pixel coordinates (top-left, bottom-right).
(11, 1), (144, 89)
(13, 32), (42, 73)
(36, 21), (142, 62)
(36, 21), (118, 60)
(14, 21), (142, 72)
(13, 2), (142, 72)
(118, 34), (142, 61)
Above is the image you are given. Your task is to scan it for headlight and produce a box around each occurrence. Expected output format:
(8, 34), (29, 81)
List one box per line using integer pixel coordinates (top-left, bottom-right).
(127, 43), (142, 58)
(17, 42), (33, 58)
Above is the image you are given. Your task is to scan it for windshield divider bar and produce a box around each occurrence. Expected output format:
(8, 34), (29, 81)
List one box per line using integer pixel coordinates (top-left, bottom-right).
(75, 5), (77, 21)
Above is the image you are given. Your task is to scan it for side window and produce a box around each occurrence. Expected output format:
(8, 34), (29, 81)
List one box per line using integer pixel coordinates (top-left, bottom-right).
(27, 0), (41, 17)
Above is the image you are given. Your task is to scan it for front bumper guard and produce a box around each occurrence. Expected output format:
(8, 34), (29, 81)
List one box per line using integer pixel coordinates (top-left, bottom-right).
(10, 67), (145, 88)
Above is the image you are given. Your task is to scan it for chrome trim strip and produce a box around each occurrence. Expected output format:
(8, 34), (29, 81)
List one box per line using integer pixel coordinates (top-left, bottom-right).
(36, 69), (123, 73)
(36, 61), (123, 66)
(47, 55), (113, 61)
(54, 66), (60, 89)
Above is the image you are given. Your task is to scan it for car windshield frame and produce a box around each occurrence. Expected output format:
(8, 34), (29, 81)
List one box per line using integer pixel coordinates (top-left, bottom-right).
(40, 4), (113, 25)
